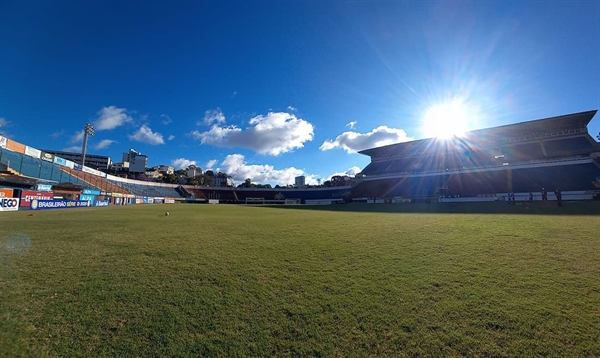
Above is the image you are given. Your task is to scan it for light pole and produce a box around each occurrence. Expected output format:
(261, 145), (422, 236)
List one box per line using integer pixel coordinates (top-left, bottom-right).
(81, 123), (95, 167)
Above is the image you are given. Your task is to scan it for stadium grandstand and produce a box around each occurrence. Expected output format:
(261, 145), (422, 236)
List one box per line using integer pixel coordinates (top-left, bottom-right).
(351, 110), (600, 202)
(2, 110), (599, 207)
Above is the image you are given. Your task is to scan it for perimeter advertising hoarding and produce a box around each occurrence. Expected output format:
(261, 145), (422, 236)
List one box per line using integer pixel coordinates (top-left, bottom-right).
(82, 189), (101, 195)
(94, 200), (110, 207)
(65, 159), (75, 169)
(0, 188), (13, 198)
(79, 194), (95, 204)
(73, 164), (82, 171)
(36, 184), (53, 192)
(20, 190), (54, 207)
(40, 152), (54, 163)
(0, 135), (7, 149)
(6, 139), (26, 154)
(24, 146), (42, 159)
(135, 198), (144, 204)
(82, 166), (107, 177)
(164, 198), (175, 204)
(29, 200), (91, 210)
(54, 156), (67, 166)
(0, 198), (20, 211)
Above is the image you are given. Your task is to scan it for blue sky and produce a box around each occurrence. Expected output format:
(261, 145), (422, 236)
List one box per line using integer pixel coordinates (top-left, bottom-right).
(1, 1), (598, 185)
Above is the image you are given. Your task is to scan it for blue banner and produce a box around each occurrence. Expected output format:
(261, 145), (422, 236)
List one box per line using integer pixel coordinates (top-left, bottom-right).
(94, 200), (110, 207)
(79, 194), (95, 204)
(73, 164), (82, 171)
(36, 184), (53, 192)
(30, 200), (91, 210)
(82, 189), (101, 195)
(53, 156), (67, 166)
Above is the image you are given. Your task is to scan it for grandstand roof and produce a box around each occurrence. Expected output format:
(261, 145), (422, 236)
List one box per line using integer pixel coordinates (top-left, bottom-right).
(0, 173), (39, 187)
(359, 110), (598, 158)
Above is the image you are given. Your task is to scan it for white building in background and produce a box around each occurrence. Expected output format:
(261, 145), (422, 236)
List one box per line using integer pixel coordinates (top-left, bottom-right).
(295, 175), (306, 187)
(187, 165), (202, 178)
(122, 149), (148, 173)
(154, 165), (174, 175)
(214, 176), (234, 187)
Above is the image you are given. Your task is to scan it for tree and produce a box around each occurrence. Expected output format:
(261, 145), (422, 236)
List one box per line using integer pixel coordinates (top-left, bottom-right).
(163, 173), (178, 184)
(203, 170), (215, 186)
(244, 178), (252, 188)
(330, 175), (355, 187)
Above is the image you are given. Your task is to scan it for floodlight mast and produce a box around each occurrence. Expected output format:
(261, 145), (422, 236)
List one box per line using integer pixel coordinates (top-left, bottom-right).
(81, 123), (95, 167)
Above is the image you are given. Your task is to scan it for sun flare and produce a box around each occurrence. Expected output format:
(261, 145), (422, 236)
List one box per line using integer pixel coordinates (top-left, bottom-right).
(422, 99), (473, 139)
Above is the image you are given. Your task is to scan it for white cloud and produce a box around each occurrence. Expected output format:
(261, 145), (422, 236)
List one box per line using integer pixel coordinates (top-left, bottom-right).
(192, 112), (314, 156)
(95, 139), (116, 150)
(172, 158), (196, 170)
(327, 166), (362, 179)
(0, 117), (12, 137)
(202, 108), (226, 125)
(161, 114), (172, 125)
(205, 159), (218, 169)
(320, 126), (412, 153)
(346, 121), (357, 129)
(287, 105), (297, 112)
(128, 125), (165, 145)
(71, 130), (84, 144)
(94, 106), (133, 130)
(231, 91), (237, 98)
(62, 146), (82, 153)
(168, 135), (175, 141)
(220, 154), (306, 185)
(50, 131), (64, 140)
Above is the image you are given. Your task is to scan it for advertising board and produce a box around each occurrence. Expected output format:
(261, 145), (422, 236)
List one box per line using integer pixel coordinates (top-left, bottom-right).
(29, 200), (91, 210)
(79, 194), (96, 204)
(36, 184), (53, 192)
(65, 160), (75, 169)
(0, 197), (20, 211)
(0, 135), (7, 149)
(25, 146), (42, 158)
(164, 198), (175, 204)
(82, 189), (101, 195)
(82, 166), (105, 177)
(54, 156), (67, 166)
(40, 152), (55, 163)
(20, 190), (54, 207)
(0, 188), (13, 198)
(94, 200), (110, 207)
(6, 139), (26, 154)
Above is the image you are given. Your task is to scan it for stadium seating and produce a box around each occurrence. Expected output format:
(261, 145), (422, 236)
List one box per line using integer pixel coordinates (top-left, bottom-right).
(511, 164), (600, 192)
(61, 167), (131, 194)
(543, 136), (596, 158)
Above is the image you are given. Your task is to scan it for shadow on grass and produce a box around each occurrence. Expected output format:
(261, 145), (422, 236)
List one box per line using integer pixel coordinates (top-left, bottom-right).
(263, 201), (600, 215)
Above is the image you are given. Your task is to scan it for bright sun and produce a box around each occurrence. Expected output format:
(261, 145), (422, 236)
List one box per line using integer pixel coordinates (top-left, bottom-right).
(422, 99), (472, 139)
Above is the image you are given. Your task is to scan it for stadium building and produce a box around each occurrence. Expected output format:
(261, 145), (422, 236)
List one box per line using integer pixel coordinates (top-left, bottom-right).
(41, 149), (112, 170)
(350, 110), (600, 202)
(1, 110), (599, 206)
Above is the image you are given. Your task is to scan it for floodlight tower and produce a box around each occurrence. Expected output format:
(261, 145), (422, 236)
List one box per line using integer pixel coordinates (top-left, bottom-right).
(81, 123), (95, 167)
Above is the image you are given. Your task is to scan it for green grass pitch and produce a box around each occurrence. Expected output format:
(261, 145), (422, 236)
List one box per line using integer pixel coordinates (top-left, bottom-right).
(1, 204), (599, 356)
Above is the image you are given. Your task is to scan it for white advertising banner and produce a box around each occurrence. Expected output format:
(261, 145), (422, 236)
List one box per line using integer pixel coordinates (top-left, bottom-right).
(0, 197), (20, 211)
(25, 146), (42, 159)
